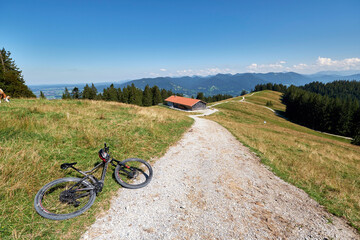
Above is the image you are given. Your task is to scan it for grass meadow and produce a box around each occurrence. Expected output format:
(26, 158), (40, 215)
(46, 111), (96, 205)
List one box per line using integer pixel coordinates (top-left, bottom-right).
(246, 91), (286, 112)
(206, 90), (360, 232)
(0, 99), (193, 239)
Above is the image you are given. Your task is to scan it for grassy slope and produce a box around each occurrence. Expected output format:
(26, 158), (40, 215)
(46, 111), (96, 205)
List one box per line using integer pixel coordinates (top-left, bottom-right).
(0, 99), (193, 240)
(206, 90), (360, 231)
(245, 91), (286, 112)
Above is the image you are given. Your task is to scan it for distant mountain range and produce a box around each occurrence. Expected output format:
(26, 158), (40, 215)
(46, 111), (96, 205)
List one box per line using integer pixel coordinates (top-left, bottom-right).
(116, 72), (360, 97)
(29, 71), (360, 98)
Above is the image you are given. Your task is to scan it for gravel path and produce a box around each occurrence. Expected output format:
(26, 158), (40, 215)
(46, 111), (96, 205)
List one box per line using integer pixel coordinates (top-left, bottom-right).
(81, 114), (359, 240)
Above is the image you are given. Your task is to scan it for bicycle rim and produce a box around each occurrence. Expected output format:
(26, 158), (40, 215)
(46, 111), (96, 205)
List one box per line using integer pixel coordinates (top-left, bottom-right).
(115, 158), (153, 189)
(34, 178), (96, 220)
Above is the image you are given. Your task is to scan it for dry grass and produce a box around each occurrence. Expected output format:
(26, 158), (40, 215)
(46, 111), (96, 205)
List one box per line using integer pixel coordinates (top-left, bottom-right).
(0, 99), (193, 240)
(244, 91), (286, 112)
(206, 90), (360, 231)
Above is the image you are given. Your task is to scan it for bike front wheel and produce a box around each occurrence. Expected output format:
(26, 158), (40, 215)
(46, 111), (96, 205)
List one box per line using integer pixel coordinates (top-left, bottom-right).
(114, 158), (153, 189)
(34, 177), (96, 220)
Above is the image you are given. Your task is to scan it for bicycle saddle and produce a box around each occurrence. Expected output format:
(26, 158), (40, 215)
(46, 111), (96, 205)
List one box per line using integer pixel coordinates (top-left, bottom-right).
(60, 162), (77, 170)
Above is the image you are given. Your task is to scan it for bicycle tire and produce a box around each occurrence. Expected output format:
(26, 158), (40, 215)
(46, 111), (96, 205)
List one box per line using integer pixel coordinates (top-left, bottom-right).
(114, 158), (153, 189)
(34, 177), (96, 220)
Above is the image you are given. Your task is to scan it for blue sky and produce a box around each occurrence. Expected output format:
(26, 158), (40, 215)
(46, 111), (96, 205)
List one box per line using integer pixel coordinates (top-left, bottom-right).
(1, 0), (360, 85)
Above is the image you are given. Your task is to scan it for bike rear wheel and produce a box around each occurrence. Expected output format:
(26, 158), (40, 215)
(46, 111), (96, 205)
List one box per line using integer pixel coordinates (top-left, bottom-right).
(114, 158), (153, 189)
(34, 177), (96, 220)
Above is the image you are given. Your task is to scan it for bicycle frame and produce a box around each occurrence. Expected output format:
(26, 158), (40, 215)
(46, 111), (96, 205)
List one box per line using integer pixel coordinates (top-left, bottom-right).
(66, 157), (123, 194)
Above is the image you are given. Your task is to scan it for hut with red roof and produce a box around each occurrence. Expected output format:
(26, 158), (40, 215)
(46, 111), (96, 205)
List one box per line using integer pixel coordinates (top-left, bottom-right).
(165, 95), (207, 111)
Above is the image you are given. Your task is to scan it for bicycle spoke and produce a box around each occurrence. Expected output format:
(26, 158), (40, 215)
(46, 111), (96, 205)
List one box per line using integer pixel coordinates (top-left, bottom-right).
(115, 158), (153, 188)
(40, 180), (92, 215)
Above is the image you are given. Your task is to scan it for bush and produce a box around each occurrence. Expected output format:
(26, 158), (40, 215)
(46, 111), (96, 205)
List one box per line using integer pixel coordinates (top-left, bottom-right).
(266, 101), (273, 107)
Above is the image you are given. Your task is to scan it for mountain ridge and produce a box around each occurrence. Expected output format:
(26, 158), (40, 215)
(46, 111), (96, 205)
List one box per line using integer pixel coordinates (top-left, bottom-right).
(29, 71), (360, 98)
(116, 71), (360, 97)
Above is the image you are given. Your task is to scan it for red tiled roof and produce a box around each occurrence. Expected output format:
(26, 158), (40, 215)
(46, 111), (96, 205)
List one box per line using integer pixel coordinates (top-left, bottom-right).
(165, 95), (204, 107)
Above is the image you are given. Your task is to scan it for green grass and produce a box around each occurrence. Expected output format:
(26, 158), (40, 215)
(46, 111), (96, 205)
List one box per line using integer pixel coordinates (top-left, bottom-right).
(206, 90), (360, 232)
(0, 99), (193, 239)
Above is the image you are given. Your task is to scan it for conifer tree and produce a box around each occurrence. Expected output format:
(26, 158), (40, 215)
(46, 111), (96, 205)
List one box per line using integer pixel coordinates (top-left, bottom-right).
(82, 84), (91, 99)
(161, 89), (168, 102)
(128, 84), (138, 105)
(196, 92), (205, 101)
(71, 87), (80, 99)
(40, 91), (46, 99)
(152, 86), (162, 105)
(121, 87), (129, 103)
(95, 93), (103, 100)
(90, 83), (97, 99)
(128, 84), (143, 106)
(143, 85), (153, 106)
(81, 84), (97, 99)
(0, 48), (35, 98)
(102, 84), (118, 102)
(62, 87), (71, 99)
(117, 88), (123, 102)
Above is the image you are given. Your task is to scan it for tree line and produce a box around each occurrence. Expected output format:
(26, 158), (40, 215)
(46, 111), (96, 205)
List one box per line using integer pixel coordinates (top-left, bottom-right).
(62, 83), (180, 106)
(62, 83), (234, 106)
(301, 80), (360, 102)
(253, 83), (288, 93)
(0, 48), (35, 98)
(282, 85), (360, 145)
(195, 92), (233, 103)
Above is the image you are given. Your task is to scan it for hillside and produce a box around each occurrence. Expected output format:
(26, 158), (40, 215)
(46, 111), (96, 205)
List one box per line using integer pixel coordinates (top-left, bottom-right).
(0, 99), (193, 240)
(206, 90), (360, 232)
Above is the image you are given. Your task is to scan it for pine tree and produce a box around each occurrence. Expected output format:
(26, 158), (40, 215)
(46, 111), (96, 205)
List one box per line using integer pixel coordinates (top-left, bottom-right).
(135, 88), (143, 106)
(0, 48), (35, 98)
(82, 84), (91, 99)
(117, 88), (123, 102)
(196, 92), (205, 101)
(128, 84), (143, 106)
(40, 91), (46, 99)
(161, 89), (168, 102)
(95, 93), (103, 100)
(62, 87), (71, 99)
(121, 87), (129, 103)
(128, 84), (137, 105)
(71, 87), (80, 99)
(90, 83), (97, 99)
(107, 84), (118, 101)
(143, 85), (153, 106)
(152, 86), (162, 105)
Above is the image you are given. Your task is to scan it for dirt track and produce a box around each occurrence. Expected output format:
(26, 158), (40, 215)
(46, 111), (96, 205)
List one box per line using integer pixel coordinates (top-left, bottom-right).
(81, 114), (359, 239)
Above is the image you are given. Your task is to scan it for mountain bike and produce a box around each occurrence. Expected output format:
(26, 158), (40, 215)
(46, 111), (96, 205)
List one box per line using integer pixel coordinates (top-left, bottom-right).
(34, 143), (153, 220)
